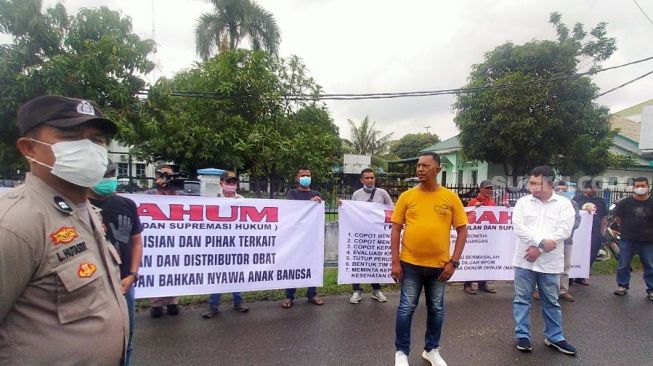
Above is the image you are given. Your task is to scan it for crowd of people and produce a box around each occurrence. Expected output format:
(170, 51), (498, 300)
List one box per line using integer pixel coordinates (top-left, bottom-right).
(1, 95), (652, 366)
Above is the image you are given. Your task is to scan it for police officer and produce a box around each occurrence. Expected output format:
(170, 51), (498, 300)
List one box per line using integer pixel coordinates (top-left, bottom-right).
(0, 95), (129, 365)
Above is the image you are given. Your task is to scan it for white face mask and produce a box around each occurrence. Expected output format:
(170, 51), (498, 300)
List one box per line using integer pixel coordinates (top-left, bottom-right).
(27, 138), (108, 187)
(634, 187), (649, 195)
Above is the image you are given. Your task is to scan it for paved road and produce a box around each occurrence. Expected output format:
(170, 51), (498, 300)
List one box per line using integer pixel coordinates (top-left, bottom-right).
(133, 274), (652, 365)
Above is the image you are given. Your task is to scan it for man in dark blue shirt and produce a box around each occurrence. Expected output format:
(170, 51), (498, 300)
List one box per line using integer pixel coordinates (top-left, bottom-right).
(89, 160), (143, 366)
(281, 167), (324, 308)
(573, 181), (608, 285)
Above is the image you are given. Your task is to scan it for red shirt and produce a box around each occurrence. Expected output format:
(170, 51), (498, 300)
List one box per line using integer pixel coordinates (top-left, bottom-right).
(468, 194), (496, 207)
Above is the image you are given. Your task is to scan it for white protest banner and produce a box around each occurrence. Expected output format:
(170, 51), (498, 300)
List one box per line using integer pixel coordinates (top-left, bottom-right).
(337, 204), (592, 284)
(451, 206), (592, 281)
(337, 200), (394, 284)
(127, 194), (324, 298)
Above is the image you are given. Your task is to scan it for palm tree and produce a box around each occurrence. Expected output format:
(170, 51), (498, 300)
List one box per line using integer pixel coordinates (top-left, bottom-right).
(347, 116), (394, 155)
(195, 0), (281, 61)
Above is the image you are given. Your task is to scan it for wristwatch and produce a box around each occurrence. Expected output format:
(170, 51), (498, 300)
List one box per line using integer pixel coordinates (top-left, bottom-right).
(449, 260), (460, 269)
(538, 240), (545, 249)
(128, 272), (139, 281)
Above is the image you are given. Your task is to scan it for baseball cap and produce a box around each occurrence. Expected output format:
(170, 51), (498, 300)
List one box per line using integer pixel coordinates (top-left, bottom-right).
(17, 95), (118, 136)
(221, 171), (238, 181)
(479, 180), (494, 188)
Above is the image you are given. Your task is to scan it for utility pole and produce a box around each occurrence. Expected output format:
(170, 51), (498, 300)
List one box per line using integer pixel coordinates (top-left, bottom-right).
(424, 126), (431, 134)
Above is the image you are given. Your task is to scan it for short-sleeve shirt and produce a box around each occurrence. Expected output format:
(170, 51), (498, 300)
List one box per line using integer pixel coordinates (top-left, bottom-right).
(391, 186), (468, 268)
(468, 194), (496, 207)
(90, 195), (144, 279)
(351, 187), (393, 206)
(614, 196), (653, 242)
(287, 188), (320, 201)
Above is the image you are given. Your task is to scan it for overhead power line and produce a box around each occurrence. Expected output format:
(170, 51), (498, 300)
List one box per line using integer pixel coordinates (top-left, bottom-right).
(136, 55), (653, 101)
(597, 70), (653, 97)
(632, 0), (653, 26)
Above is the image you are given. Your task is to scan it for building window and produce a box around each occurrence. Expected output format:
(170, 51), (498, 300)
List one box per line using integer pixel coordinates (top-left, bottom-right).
(136, 163), (146, 177)
(441, 171), (447, 186)
(608, 177), (618, 186)
(470, 170), (478, 186)
(117, 163), (128, 177)
(627, 178), (635, 187)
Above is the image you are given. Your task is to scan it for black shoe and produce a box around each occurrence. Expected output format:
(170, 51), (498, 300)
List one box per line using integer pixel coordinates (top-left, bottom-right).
(234, 303), (249, 313)
(150, 306), (163, 318)
(516, 338), (532, 352)
(166, 304), (180, 315)
(202, 306), (219, 319)
(545, 338), (577, 355)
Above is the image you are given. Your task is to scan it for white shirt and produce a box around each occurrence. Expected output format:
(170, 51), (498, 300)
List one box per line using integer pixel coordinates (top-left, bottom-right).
(351, 187), (394, 206)
(512, 193), (576, 273)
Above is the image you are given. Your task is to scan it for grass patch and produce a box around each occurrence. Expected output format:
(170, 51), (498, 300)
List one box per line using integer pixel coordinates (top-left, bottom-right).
(591, 253), (643, 275)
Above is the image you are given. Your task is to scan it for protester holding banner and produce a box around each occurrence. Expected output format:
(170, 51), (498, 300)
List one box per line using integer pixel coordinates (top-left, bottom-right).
(512, 166), (577, 356)
(554, 181), (581, 302)
(348, 168), (394, 304)
(463, 179), (497, 295)
(282, 167), (324, 308)
(391, 152), (468, 366)
(0, 95), (128, 365)
(572, 181), (608, 285)
(89, 159), (144, 366)
(145, 165), (180, 318)
(203, 171), (250, 318)
(613, 177), (653, 300)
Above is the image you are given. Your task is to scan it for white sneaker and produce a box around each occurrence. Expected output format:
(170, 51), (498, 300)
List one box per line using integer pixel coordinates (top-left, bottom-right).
(349, 290), (362, 304)
(422, 347), (447, 366)
(395, 351), (409, 366)
(372, 290), (388, 302)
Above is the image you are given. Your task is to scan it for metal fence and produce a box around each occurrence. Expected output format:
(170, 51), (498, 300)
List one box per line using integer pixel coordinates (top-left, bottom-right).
(115, 173), (635, 220)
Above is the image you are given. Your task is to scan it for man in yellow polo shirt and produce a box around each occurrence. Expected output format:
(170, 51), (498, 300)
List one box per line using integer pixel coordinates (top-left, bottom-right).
(391, 152), (468, 366)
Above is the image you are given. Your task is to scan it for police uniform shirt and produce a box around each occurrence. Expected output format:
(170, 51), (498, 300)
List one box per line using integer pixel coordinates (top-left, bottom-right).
(0, 174), (128, 366)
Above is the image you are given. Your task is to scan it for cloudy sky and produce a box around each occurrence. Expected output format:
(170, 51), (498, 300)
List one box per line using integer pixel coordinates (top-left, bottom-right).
(37, 0), (653, 141)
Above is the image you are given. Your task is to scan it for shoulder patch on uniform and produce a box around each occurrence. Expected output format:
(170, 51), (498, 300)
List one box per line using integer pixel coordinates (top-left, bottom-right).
(51, 226), (79, 245)
(78, 262), (97, 278)
(54, 196), (73, 213)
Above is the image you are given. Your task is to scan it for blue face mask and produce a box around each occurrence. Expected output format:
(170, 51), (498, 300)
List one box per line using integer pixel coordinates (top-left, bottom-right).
(93, 177), (118, 196)
(556, 190), (574, 199)
(298, 176), (311, 187)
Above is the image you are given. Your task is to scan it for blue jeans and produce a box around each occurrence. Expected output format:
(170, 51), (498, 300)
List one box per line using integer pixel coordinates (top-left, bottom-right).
(395, 261), (446, 355)
(285, 287), (317, 300)
(124, 286), (136, 366)
(513, 267), (564, 342)
(616, 240), (653, 294)
(208, 292), (243, 306)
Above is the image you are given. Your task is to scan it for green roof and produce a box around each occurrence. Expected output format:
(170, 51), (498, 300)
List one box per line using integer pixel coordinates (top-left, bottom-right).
(614, 99), (653, 117)
(421, 135), (461, 153)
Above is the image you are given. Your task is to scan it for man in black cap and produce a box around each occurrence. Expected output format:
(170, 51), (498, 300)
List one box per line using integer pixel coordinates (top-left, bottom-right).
(89, 160), (144, 366)
(0, 95), (128, 365)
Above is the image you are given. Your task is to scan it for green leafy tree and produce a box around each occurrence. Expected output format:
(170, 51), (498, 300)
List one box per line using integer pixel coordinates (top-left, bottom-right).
(453, 12), (617, 181)
(347, 116), (394, 155)
(0, 0), (155, 177)
(136, 50), (341, 198)
(390, 133), (440, 159)
(195, 0), (280, 61)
